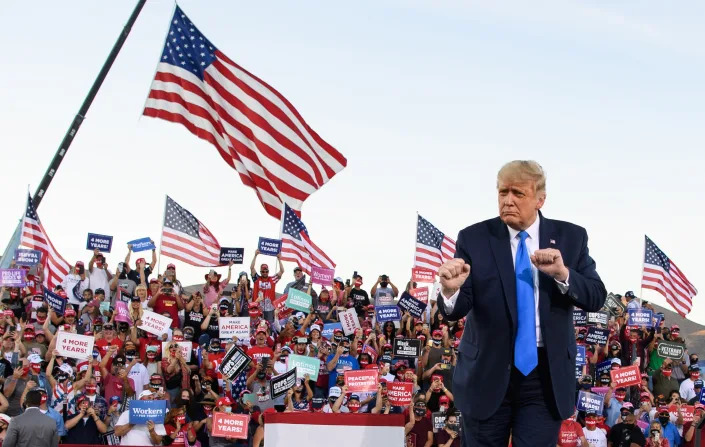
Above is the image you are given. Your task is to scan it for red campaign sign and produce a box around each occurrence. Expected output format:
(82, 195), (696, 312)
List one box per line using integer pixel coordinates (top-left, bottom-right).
(273, 295), (293, 319)
(610, 365), (641, 388)
(670, 404), (695, 422)
(387, 382), (413, 406)
(411, 267), (435, 284)
(409, 287), (429, 304)
(344, 369), (378, 393)
(211, 412), (249, 439)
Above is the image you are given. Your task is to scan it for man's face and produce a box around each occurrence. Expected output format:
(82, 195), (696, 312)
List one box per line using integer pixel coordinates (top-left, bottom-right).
(83, 290), (93, 301)
(294, 270), (303, 280)
(497, 179), (544, 231)
(260, 267), (269, 277)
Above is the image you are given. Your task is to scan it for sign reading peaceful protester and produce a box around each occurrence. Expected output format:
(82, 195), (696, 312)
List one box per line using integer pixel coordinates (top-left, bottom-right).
(161, 342), (192, 362)
(610, 365), (641, 387)
(287, 354), (319, 381)
(86, 233), (113, 252)
(411, 267), (435, 283)
(44, 288), (67, 315)
(138, 310), (172, 336)
(0, 269), (25, 287)
(387, 382), (413, 406)
(14, 249), (41, 266)
(628, 309), (653, 327)
(575, 345), (586, 366)
(271, 368), (297, 399)
(587, 311), (609, 326)
(572, 310), (588, 326)
(285, 288), (312, 313)
(585, 327), (609, 346)
(219, 344), (251, 380)
(339, 308), (361, 336)
(219, 317), (250, 340)
(311, 265), (334, 286)
(393, 338), (421, 358)
(130, 399), (167, 424)
(397, 292), (427, 318)
(375, 306), (402, 323)
(577, 391), (604, 413)
(657, 341), (686, 360)
(344, 370), (378, 393)
(56, 332), (95, 360)
(258, 237), (281, 256)
(127, 237), (155, 252)
(211, 412), (249, 439)
(219, 247), (244, 265)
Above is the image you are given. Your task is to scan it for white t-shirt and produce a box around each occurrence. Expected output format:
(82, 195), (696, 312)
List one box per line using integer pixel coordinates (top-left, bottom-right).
(89, 269), (111, 299)
(583, 427), (607, 447)
(127, 362), (150, 393)
(117, 410), (166, 445)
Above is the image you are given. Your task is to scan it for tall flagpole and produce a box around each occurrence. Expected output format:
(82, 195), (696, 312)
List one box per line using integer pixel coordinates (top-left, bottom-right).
(157, 195), (168, 275)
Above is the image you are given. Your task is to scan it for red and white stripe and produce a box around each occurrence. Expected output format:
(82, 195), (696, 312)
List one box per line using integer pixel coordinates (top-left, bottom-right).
(161, 223), (221, 267)
(144, 54), (347, 220)
(642, 261), (697, 317)
(280, 233), (335, 276)
(414, 235), (456, 272)
(20, 216), (70, 290)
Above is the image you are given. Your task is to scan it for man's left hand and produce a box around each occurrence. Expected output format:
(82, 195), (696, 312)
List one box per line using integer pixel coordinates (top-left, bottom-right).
(530, 248), (569, 282)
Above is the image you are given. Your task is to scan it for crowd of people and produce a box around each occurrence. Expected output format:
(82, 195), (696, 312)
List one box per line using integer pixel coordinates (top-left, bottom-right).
(0, 244), (701, 447)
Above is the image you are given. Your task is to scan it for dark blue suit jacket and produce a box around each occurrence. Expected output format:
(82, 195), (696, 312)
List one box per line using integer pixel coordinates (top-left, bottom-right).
(438, 213), (606, 420)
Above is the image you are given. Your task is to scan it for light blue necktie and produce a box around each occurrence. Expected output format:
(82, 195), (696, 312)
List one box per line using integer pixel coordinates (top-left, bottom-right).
(514, 230), (538, 375)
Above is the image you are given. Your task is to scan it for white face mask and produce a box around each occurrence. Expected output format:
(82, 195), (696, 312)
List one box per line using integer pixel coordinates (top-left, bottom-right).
(223, 406), (232, 413)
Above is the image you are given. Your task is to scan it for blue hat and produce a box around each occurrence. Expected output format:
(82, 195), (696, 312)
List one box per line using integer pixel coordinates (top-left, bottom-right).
(198, 333), (211, 347)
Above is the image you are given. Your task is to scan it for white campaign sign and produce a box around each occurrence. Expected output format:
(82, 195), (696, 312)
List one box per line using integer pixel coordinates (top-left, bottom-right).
(339, 308), (361, 336)
(219, 317), (250, 340)
(138, 310), (172, 336)
(56, 332), (95, 360)
(162, 341), (192, 362)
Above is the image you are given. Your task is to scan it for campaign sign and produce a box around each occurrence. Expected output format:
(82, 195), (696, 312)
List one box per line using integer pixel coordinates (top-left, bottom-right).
(138, 310), (172, 336)
(127, 237), (155, 252)
(161, 342), (192, 362)
(572, 310), (588, 326)
(393, 338), (421, 359)
(287, 354), (319, 381)
(628, 309), (654, 328)
(387, 382), (413, 406)
(285, 288), (312, 313)
(409, 287), (429, 304)
(219, 317), (250, 340)
(610, 364), (641, 387)
(585, 327), (609, 346)
(258, 237), (281, 256)
(320, 323), (342, 340)
(114, 301), (131, 324)
(590, 386), (610, 396)
(271, 368), (297, 399)
(411, 267), (435, 284)
(596, 360), (612, 378)
(219, 344), (252, 380)
(653, 313), (664, 329)
(44, 288), (67, 315)
(671, 404), (695, 423)
(273, 295), (293, 320)
(397, 292), (427, 318)
(211, 412), (249, 439)
(375, 306), (402, 323)
(86, 233), (113, 252)
(657, 341), (686, 360)
(576, 345), (586, 366)
(219, 247), (244, 265)
(575, 365), (583, 380)
(14, 249), (41, 266)
(604, 293), (626, 315)
(129, 399), (167, 424)
(577, 391), (604, 413)
(0, 269), (25, 287)
(587, 311), (609, 326)
(311, 266), (335, 286)
(700, 391), (705, 405)
(344, 369), (378, 393)
(339, 308), (361, 336)
(56, 332), (95, 360)
(432, 412), (446, 431)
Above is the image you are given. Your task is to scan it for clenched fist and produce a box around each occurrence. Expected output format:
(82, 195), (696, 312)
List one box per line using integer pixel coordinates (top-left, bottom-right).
(439, 259), (471, 297)
(530, 248), (569, 281)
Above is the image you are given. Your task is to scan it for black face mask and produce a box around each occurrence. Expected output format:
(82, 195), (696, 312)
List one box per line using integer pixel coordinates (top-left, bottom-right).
(257, 371), (266, 379)
(432, 339), (442, 346)
(580, 383), (592, 390)
(413, 407), (426, 417)
(659, 416), (669, 425)
(577, 334), (585, 340)
(447, 423), (459, 431)
(380, 282), (389, 288)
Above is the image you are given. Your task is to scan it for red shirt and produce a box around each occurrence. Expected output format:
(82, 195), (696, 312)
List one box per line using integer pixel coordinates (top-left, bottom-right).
(103, 372), (135, 400)
(683, 421), (705, 447)
(152, 294), (180, 327)
(253, 277), (277, 303)
(165, 424), (185, 447)
(95, 338), (123, 369)
(558, 420), (584, 447)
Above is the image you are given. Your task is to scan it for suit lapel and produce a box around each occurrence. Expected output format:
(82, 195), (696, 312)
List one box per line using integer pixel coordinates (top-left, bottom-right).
(538, 212), (556, 338)
(489, 218), (517, 331)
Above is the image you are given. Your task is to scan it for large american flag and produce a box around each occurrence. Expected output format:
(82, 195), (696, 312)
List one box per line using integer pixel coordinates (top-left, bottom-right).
(280, 203), (334, 275)
(161, 196), (221, 266)
(641, 235), (697, 317)
(20, 195), (70, 289)
(414, 215), (456, 272)
(143, 6), (347, 220)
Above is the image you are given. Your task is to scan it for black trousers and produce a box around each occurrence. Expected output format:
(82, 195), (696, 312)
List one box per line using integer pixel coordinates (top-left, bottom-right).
(461, 348), (563, 447)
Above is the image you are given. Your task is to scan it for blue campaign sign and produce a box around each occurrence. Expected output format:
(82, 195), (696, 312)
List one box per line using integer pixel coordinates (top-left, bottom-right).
(652, 313), (664, 329)
(127, 237), (155, 252)
(14, 249), (41, 266)
(376, 305), (401, 323)
(596, 360), (612, 378)
(86, 233), (113, 252)
(577, 390), (604, 413)
(575, 365), (583, 380)
(700, 390), (705, 405)
(576, 345), (586, 366)
(320, 323), (342, 340)
(628, 309), (654, 328)
(129, 399), (167, 424)
(44, 289), (67, 315)
(258, 237), (281, 256)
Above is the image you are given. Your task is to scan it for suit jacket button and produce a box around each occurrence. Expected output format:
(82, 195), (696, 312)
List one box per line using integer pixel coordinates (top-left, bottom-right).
(507, 364), (511, 371)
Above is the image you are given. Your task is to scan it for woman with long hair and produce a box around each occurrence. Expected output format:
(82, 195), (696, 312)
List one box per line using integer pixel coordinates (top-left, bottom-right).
(233, 273), (251, 317)
(162, 339), (190, 403)
(183, 292), (206, 341)
(202, 264), (233, 308)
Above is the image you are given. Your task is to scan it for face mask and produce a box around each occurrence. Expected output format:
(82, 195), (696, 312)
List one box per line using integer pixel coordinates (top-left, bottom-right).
(24, 334), (35, 341)
(126, 350), (137, 358)
(659, 416), (669, 425)
(432, 339), (442, 347)
(257, 372), (266, 379)
(581, 383), (592, 390)
(30, 364), (41, 374)
(692, 373), (700, 380)
(585, 421), (597, 428)
(348, 403), (360, 412)
(692, 358), (699, 364)
(86, 385), (97, 394)
(359, 360), (369, 367)
(204, 406), (213, 416)
(439, 405), (448, 412)
(223, 406), (232, 413)
(600, 377), (611, 385)
(147, 353), (157, 360)
(40, 394), (47, 404)
(176, 415), (186, 425)
(380, 282), (388, 288)
(621, 414), (629, 422)
(36, 316), (46, 324)
(615, 393), (626, 402)
(413, 408), (426, 417)
(663, 370), (672, 378)
(577, 334), (585, 340)
(447, 423), (460, 431)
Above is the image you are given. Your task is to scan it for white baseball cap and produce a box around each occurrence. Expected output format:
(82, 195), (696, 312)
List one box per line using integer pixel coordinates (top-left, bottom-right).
(138, 390), (153, 399)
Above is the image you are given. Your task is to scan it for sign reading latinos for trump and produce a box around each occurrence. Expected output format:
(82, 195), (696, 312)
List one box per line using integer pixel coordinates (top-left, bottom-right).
(577, 391), (605, 413)
(576, 345), (586, 366)
(56, 332), (95, 360)
(287, 354), (319, 381)
(375, 306), (402, 323)
(572, 310), (588, 326)
(258, 237), (281, 256)
(219, 317), (250, 340)
(610, 364), (641, 387)
(411, 267), (435, 284)
(138, 310), (172, 336)
(219, 247), (244, 265)
(44, 288), (67, 315)
(585, 327), (609, 346)
(628, 309), (653, 327)
(86, 233), (113, 252)
(162, 342), (192, 362)
(311, 266), (334, 286)
(387, 382), (413, 406)
(0, 269), (25, 287)
(393, 338), (421, 359)
(657, 341), (686, 360)
(271, 368), (297, 399)
(339, 308), (361, 336)
(397, 292), (427, 318)
(14, 249), (41, 266)
(344, 369), (378, 393)
(127, 237), (155, 252)
(129, 399), (167, 424)
(219, 344), (251, 380)
(285, 288), (312, 313)
(409, 287), (429, 304)
(587, 312), (609, 326)
(211, 412), (249, 439)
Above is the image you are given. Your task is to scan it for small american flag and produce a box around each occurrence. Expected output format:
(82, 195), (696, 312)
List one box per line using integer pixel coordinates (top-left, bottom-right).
(20, 195), (70, 289)
(641, 235), (697, 317)
(160, 196), (221, 267)
(414, 215), (456, 272)
(280, 203), (334, 275)
(143, 6), (347, 220)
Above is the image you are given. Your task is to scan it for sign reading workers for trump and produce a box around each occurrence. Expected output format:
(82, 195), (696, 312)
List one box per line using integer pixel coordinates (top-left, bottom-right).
(56, 332), (95, 360)
(138, 310), (172, 336)
(219, 317), (250, 340)
(0, 269), (25, 287)
(130, 399), (167, 424)
(344, 369), (378, 393)
(610, 365), (641, 388)
(127, 237), (155, 252)
(211, 412), (249, 439)
(311, 266), (334, 286)
(14, 249), (41, 266)
(258, 237), (281, 256)
(86, 233), (113, 252)
(577, 391), (605, 413)
(387, 382), (413, 406)
(411, 267), (435, 284)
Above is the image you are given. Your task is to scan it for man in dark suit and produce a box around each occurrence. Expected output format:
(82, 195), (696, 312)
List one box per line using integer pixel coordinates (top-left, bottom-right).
(2, 389), (58, 447)
(437, 160), (606, 446)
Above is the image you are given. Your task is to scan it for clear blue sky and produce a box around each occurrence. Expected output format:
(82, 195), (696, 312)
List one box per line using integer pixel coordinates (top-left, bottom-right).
(1, 1), (703, 323)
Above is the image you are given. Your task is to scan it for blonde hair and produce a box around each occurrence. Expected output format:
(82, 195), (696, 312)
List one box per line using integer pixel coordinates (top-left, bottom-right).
(497, 160), (546, 194)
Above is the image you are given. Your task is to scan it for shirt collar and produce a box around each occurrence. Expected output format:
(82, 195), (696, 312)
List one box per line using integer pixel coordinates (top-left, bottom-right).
(507, 214), (540, 242)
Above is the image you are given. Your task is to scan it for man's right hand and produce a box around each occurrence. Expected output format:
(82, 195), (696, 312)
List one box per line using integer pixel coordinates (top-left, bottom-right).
(438, 259), (471, 297)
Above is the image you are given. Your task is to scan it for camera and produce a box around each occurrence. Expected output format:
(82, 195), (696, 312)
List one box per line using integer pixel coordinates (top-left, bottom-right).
(162, 287), (173, 294)
(381, 275), (388, 281)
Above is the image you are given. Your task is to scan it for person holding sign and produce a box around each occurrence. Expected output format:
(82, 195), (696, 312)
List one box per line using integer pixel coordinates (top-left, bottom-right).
(202, 263), (234, 308)
(63, 393), (108, 444)
(434, 412), (462, 447)
(114, 390), (167, 445)
(436, 161), (606, 446)
(285, 375), (314, 412)
(250, 250), (284, 323)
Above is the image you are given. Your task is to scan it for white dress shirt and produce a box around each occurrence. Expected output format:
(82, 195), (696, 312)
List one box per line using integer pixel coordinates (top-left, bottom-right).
(441, 217), (570, 347)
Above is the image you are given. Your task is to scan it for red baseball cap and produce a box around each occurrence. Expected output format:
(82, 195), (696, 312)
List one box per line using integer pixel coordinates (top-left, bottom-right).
(167, 263), (176, 270)
(260, 264), (269, 270)
(216, 396), (233, 407)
